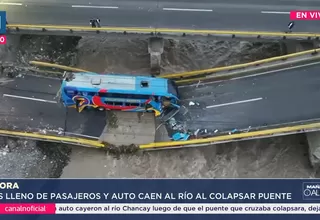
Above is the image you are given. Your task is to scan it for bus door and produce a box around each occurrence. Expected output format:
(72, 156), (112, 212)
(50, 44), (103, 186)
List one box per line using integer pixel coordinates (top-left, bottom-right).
(74, 91), (92, 113)
(64, 88), (89, 113)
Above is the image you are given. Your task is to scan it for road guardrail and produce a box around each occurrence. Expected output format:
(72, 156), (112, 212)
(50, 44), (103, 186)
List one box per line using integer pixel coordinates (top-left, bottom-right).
(1, 121), (320, 150)
(6, 24), (320, 41)
(0, 129), (104, 148)
(162, 48), (320, 80)
(29, 48), (320, 85)
(139, 122), (320, 150)
(29, 61), (90, 73)
(175, 55), (320, 84)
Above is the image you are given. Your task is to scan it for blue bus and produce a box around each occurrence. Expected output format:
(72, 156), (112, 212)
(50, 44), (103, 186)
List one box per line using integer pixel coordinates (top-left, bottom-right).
(60, 72), (180, 116)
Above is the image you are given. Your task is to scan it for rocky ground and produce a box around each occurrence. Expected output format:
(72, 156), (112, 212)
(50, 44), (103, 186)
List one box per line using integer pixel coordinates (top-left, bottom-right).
(0, 138), (70, 178)
(1, 34), (318, 178)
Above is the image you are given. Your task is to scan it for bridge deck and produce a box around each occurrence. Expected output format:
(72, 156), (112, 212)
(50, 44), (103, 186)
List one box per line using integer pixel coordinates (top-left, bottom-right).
(178, 61), (320, 136)
(2, 61), (320, 147)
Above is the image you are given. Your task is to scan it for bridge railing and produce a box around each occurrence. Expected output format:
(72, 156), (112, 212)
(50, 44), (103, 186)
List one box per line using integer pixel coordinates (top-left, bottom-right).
(29, 61), (90, 73)
(29, 48), (320, 84)
(6, 24), (320, 41)
(0, 129), (104, 148)
(139, 121), (320, 150)
(1, 121), (320, 151)
(162, 48), (320, 82)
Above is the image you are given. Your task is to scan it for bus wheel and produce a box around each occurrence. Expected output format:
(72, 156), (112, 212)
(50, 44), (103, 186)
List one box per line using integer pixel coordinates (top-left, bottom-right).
(98, 107), (105, 111)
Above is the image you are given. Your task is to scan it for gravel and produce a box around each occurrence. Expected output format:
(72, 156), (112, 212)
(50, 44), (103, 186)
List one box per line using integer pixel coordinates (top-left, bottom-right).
(0, 138), (71, 178)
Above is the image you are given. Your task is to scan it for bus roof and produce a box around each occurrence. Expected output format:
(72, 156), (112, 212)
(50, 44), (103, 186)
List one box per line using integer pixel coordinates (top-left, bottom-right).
(64, 72), (171, 96)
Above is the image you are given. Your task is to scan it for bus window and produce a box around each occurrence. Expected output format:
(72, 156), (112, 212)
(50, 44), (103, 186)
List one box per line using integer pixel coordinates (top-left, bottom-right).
(127, 103), (140, 107)
(134, 94), (150, 99)
(105, 101), (124, 106)
(116, 93), (128, 98)
(64, 87), (78, 98)
(98, 92), (149, 100)
(79, 91), (96, 96)
(99, 92), (108, 97)
(113, 102), (123, 106)
(141, 81), (149, 88)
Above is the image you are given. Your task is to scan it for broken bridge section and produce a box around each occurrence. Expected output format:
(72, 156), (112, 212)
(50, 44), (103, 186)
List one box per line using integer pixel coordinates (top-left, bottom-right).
(99, 111), (156, 146)
(148, 37), (164, 76)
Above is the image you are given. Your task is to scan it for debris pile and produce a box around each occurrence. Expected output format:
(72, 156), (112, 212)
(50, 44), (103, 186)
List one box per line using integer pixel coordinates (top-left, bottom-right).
(189, 101), (200, 106)
(106, 143), (139, 158)
(162, 99), (255, 141)
(18, 35), (81, 65)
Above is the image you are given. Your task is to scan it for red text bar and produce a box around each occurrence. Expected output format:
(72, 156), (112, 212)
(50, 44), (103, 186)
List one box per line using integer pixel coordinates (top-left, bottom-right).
(0, 203), (56, 214)
(290, 10), (320, 20)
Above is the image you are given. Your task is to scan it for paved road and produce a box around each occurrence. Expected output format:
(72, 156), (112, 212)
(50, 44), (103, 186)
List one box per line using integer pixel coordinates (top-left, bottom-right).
(179, 61), (320, 133)
(1, 62), (320, 139)
(3, 0), (320, 32)
(0, 74), (106, 138)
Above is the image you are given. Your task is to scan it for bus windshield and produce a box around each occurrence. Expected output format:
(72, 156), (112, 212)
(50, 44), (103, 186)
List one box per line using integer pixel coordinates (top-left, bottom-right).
(60, 72), (180, 116)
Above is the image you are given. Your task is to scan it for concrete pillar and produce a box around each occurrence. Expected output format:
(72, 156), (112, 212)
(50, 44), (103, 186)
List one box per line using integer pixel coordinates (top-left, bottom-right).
(306, 131), (320, 168)
(99, 111), (156, 147)
(284, 40), (315, 54)
(313, 40), (320, 49)
(148, 37), (164, 75)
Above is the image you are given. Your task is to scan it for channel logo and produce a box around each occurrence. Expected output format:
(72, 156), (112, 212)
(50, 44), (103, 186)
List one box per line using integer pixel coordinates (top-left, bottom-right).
(302, 182), (320, 200)
(0, 11), (6, 34)
(0, 35), (6, 45)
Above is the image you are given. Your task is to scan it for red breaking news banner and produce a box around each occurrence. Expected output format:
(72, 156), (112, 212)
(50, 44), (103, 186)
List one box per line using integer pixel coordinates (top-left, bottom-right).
(290, 10), (320, 20)
(0, 35), (6, 45)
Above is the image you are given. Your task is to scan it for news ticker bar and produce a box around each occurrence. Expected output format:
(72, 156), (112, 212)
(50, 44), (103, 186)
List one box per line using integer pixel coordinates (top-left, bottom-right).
(1, 203), (320, 215)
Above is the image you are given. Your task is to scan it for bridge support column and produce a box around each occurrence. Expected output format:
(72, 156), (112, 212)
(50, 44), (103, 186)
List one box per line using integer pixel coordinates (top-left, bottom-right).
(148, 37), (164, 75)
(283, 40), (316, 54)
(306, 132), (320, 168)
(99, 111), (156, 147)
